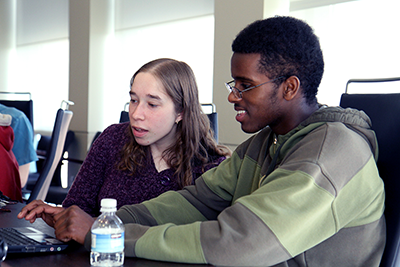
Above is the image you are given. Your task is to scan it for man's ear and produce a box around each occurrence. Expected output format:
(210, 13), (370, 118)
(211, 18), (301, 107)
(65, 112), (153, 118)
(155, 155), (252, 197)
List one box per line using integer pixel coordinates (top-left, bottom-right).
(283, 76), (301, 101)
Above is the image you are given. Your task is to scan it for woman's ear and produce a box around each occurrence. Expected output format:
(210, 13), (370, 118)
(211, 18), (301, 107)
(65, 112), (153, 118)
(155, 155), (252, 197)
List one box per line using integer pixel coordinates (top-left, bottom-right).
(283, 76), (301, 101)
(175, 112), (183, 124)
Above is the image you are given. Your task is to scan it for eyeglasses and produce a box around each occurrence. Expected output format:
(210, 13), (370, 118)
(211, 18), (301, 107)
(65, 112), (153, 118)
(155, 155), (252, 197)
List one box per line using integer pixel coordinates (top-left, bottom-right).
(225, 76), (285, 99)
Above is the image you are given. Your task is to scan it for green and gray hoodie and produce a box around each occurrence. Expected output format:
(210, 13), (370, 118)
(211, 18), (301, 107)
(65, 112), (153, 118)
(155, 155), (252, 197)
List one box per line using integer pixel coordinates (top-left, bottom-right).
(85, 106), (385, 266)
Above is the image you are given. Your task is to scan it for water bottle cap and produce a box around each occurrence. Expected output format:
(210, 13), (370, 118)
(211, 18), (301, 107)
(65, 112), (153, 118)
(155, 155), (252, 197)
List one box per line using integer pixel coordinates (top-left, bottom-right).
(100, 198), (117, 209)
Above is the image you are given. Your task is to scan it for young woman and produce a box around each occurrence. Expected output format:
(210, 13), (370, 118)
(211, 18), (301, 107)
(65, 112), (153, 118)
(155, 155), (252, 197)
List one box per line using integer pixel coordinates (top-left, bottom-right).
(62, 58), (231, 216)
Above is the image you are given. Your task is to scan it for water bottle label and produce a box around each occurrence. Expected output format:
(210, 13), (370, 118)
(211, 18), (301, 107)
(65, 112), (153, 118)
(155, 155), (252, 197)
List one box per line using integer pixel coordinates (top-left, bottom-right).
(91, 232), (124, 253)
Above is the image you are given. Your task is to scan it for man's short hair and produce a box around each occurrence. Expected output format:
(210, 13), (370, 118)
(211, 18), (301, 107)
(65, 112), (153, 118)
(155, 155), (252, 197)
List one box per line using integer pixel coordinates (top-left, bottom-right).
(232, 16), (324, 104)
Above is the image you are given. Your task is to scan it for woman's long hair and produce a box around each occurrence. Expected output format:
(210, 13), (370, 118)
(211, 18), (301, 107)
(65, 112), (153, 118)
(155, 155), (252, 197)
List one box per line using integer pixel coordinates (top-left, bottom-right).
(117, 58), (230, 188)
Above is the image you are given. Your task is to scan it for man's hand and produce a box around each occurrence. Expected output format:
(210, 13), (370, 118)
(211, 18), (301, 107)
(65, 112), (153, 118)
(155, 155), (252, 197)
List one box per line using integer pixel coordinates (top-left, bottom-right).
(52, 205), (95, 244)
(17, 199), (64, 227)
(18, 201), (95, 244)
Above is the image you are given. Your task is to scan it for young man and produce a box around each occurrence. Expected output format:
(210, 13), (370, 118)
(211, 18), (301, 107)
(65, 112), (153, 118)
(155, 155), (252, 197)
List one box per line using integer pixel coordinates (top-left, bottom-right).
(19, 16), (385, 266)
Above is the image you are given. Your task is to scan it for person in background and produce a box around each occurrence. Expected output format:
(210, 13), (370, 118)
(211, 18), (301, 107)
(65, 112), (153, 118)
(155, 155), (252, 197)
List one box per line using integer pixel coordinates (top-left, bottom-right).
(0, 104), (38, 188)
(59, 58), (230, 216)
(19, 17), (385, 266)
(0, 113), (22, 202)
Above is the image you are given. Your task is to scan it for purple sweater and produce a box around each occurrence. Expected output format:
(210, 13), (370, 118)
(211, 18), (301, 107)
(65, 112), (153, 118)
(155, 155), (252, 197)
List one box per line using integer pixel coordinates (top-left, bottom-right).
(62, 122), (226, 216)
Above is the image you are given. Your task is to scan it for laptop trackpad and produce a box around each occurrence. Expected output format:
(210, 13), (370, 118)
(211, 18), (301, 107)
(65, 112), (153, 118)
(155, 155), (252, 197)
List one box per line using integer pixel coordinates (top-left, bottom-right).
(15, 227), (65, 245)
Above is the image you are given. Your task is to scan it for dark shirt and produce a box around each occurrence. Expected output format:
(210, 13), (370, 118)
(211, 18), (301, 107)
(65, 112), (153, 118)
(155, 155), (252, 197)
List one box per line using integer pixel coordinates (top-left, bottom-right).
(63, 122), (225, 216)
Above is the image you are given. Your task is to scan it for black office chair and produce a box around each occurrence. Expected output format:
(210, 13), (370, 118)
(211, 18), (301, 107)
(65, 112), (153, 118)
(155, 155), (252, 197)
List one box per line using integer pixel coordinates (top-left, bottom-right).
(119, 102), (219, 142)
(201, 103), (218, 142)
(339, 77), (400, 267)
(119, 102), (129, 123)
(0, 92), (34, 129)
(25, 101), (74, 203)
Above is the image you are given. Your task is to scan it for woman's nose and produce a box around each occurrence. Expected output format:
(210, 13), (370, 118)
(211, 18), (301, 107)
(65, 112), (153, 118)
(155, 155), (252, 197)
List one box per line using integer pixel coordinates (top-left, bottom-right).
(130, 104), (145, 120)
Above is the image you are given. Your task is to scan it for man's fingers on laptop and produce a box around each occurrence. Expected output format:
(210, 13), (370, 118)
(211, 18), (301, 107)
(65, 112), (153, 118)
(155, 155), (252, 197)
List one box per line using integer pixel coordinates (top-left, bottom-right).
(17, 199), (46, 219)
(18, 203), (63, 226)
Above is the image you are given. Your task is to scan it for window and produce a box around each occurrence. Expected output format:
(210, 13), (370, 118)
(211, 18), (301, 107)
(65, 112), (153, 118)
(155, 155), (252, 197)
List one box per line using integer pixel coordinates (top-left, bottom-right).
(104, 15), (215, 127)
(9, 0), (69, 133)
(291, 0), (400, 105)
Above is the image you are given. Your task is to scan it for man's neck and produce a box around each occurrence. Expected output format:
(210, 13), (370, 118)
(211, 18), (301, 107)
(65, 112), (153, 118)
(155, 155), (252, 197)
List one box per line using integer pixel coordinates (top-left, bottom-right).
(272, 102), (320, 136)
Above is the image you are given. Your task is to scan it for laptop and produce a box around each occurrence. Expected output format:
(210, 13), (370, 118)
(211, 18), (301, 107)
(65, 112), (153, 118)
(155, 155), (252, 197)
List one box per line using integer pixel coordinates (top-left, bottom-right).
(0, 226), (69, 253)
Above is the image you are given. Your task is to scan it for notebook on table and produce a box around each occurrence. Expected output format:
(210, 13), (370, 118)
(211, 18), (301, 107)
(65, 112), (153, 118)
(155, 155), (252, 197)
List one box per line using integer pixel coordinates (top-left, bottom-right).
(0, 226), (68, 253)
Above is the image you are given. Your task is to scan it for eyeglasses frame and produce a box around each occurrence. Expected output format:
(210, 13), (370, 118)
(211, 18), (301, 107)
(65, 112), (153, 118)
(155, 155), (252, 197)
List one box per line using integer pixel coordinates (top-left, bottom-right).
(225, 76), (285, 99)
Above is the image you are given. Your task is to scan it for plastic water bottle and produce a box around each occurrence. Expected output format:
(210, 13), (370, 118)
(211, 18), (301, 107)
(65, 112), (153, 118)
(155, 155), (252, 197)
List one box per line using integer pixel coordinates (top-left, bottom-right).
(90, 198), (125, 266)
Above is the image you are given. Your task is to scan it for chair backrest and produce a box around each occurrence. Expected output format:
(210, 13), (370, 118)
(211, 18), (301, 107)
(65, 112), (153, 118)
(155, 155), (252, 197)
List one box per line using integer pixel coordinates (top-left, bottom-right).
(339, 77), (400, 267)
(201, 103), (218, 142)
(119, 102), (219, 142)
(119, 102), (129, 123)
(27, 108), (73, 203)
(0, 92), (34, 128)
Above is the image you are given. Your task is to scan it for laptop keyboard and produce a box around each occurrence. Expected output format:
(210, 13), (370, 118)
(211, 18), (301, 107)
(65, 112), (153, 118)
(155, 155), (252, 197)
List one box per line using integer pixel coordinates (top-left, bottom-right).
(0, 228), (40, 246)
